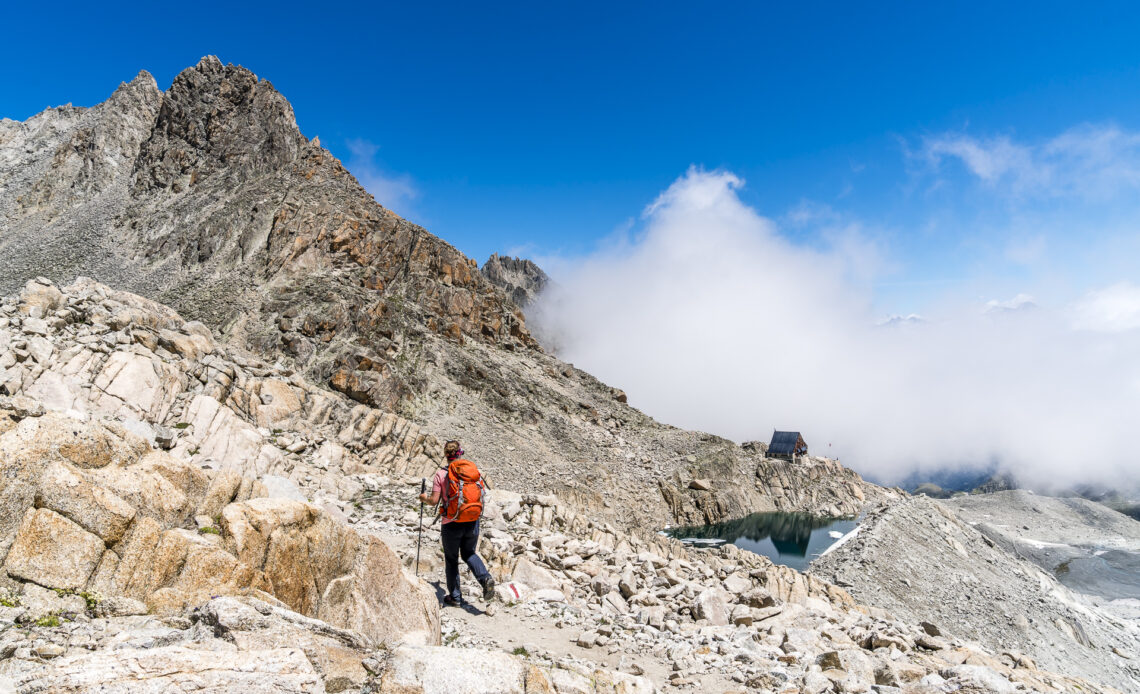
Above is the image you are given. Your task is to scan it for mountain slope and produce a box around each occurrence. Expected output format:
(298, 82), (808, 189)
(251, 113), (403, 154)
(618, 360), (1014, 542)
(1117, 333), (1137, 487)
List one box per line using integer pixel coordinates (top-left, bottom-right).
(0, 56), (875, 529)
(1, 56), (532, 411)
(0, 277), (1118, 694)
(811, 495), (1140, 690)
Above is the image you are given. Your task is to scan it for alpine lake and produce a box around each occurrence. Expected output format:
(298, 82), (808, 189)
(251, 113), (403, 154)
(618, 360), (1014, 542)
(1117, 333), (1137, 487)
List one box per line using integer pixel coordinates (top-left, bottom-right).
(665, 512), (858, 572)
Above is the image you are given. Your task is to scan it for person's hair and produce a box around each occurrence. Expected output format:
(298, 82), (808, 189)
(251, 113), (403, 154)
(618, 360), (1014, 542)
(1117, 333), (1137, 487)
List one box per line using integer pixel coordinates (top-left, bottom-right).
(444, 440), (461, 460)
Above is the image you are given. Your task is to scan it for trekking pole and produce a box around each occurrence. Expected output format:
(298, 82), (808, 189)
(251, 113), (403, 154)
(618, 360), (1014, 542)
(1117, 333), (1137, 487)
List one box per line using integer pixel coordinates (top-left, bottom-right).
(415, 478), (426, 577)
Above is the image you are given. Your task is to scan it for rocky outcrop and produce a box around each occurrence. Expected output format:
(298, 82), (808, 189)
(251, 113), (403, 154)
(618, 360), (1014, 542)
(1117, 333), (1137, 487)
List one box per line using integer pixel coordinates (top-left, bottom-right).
(0, 593), (651, 694)
(0, 595), (383, 692)
(0, 277), (445, 501)
(0, 410), (437, 646)
(0, 275), (877, 533)
(481, 254), (549, 309)
(659, 447), (872, 525)
(7, 644), (323, 693)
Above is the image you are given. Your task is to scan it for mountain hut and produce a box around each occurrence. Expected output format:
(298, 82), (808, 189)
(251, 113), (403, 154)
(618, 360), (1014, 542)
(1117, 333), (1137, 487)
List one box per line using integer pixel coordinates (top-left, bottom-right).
(768, 431), (808, 462)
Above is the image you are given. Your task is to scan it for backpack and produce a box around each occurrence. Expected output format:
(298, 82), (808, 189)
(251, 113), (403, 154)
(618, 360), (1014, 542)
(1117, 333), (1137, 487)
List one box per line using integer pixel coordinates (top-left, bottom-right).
(441, 458), (484, 522)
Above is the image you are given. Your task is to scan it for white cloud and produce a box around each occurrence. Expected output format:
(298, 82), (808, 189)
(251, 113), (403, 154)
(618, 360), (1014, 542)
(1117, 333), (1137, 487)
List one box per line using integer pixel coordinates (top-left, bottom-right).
(924, 134), (1035, 183)
(921, 124), (1140, 199)
(344, 139), (418, 216)
(1071, 282), (1140, 333)
(531, 168), (1140, 490)
(984, 293), (1037, 313)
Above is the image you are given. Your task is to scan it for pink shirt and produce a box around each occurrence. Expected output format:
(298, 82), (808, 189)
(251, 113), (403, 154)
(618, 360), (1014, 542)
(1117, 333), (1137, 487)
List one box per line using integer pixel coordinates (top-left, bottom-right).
(431, 468), (453, 524)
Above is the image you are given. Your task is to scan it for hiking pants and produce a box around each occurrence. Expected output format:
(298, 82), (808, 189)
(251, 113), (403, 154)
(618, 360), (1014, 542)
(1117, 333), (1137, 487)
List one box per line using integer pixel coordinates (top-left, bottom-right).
(440, 520), (490, 600)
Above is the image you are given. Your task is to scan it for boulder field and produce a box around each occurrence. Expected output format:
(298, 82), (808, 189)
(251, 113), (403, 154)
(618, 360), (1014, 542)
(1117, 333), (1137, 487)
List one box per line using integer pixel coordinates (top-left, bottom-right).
(0, 277), (1125, 692)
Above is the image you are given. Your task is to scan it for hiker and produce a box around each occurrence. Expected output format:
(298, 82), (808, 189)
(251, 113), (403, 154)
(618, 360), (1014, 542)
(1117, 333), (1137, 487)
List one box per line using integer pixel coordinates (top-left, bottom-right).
(419, 440), (496, 606)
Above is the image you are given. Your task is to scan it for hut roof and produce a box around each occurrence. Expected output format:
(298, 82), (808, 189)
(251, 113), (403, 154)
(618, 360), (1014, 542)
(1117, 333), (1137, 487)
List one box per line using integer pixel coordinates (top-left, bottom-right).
(768, 431), (806, 456)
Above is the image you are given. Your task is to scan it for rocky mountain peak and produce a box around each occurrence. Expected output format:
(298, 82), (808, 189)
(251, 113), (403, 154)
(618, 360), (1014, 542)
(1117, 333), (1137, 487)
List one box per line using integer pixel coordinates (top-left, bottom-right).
(109, 69), (160, 103)
(133, 56), (305, 194)
(482, 253), (550, 308)
(0, 58), (536, 415)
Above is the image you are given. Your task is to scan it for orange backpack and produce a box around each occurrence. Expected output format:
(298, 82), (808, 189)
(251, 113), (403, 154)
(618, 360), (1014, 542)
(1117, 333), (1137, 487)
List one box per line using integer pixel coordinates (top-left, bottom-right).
(441, 458), (485, 522)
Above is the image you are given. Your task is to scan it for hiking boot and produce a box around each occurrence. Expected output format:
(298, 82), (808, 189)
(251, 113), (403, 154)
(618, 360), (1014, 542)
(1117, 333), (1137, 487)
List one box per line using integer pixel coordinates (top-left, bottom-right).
(482, 577), (496, 601)
(443, 596), (463, 607)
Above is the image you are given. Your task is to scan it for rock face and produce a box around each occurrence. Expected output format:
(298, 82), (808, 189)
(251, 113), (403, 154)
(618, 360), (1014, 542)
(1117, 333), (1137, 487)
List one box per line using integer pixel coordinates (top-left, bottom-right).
(0, 58), (878, 531)
(0, 411), (437, 646)
(481, 254), (549, 309)
(0, 277), (447, 504)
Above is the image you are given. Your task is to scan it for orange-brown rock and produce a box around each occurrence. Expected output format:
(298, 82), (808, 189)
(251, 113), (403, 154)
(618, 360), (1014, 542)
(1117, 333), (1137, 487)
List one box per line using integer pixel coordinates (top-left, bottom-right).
(0, 412), (439, 645)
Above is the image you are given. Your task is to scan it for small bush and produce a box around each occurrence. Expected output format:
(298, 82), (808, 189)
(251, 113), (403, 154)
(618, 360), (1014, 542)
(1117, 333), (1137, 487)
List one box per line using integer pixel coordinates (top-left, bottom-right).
(198, 526), (220, 535)
(35, 614), (60, 627)
(79, 591), (102, 610)
(48, 588), (102, 611)
(0, 593), (20, 608)
(173, 422), (190, 429)
(511, 646), (530, 657)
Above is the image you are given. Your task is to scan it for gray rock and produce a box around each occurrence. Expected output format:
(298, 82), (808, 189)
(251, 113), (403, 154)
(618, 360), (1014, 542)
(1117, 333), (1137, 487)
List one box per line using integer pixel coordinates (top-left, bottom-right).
(603, 591), (630, 615)
(21, 318), (48, 336)
(16, 584), (86, 622)
(941, 665), (1017, 693)
(694, 587), (730, 626)
(154, 425), (176, 450)
(95, 596), (148, 618)
(481, 254), (549, 309)
(261, 475), (307, 502)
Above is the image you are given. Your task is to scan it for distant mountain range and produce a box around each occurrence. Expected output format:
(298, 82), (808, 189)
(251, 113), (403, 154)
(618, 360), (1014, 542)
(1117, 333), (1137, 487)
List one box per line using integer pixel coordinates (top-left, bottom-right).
(895, 465), (1140, 520)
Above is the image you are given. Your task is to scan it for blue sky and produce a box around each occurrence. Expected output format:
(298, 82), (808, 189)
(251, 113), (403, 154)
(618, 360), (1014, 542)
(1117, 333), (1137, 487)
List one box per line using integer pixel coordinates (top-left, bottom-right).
(6, 2), (1140, 480)
(5, 1), (1140, 317)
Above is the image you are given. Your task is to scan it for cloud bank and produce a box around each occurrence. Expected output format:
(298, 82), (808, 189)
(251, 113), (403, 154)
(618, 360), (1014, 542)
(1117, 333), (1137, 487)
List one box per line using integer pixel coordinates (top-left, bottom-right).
(532, 167), (1140, 489)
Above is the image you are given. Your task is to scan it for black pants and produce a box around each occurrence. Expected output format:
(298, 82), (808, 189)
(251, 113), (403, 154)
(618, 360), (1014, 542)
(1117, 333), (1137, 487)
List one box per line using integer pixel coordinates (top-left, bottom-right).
(440, 520), (490, 600)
